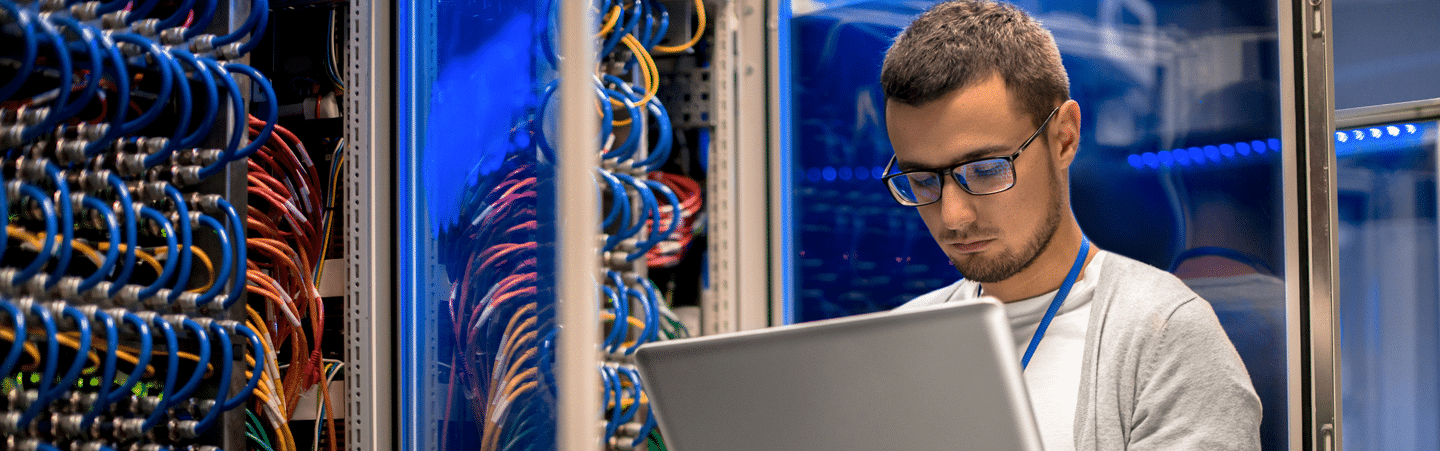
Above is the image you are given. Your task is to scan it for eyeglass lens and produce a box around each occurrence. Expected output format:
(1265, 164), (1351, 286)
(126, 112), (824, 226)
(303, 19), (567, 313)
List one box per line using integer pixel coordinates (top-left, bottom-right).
(887, 157), (1016, 205)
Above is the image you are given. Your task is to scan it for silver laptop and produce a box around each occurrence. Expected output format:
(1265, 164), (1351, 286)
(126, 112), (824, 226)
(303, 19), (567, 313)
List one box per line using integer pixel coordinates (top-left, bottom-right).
(634, 298), (1044, 451)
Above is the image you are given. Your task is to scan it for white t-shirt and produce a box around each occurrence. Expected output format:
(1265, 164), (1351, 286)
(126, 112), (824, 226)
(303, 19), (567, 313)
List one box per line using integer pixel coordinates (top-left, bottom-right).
(943, 251), (1107, 451)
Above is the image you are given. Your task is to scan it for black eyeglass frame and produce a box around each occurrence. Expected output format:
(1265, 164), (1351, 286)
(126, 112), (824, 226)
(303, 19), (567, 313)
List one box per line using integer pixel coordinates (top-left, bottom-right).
(882, 105), (1062, 206)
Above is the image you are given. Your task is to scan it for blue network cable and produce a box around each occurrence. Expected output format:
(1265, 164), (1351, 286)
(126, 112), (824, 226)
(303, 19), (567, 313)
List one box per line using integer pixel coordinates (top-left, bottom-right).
(210, 0), (268, 55)
(82, 33), (132, 157)
(44, 17), (102, 127)
(632, 97), (673, 171)
(601, 88), (643, 161)
(78, 196), (121, 293)
(13, 184), (58, 285)
(164, 185), (195, 303)
(191, 322), (232, 434)
(19, 306), (91, 428)
(142, 317), (180, 431)
(221, 323), (264, 411)
(109, 34), (174, 137)
(171, 50), (220, 151)
(623, 287), (650, 354)
(0, 2), (36, 101)
(154, 0), (196, 29)
(20, 18), (72, 141)
(200, 57), (245, 167)
(601, 365), (624, 443)
(136, 206), (180, 300)
(629, 179), (680, 261)
(612, 173), (658, 254)
(225, 62), (281, 159)
(42, 163), (75, 289)
(143, 55), (195, 168)
(85, 309), (119, 423)
(124, 0), (163, 24)
(84, 311), (153, 429)
(638, 277), (663, 344)
(216, 197), (247, 307)
(599, 169), (630, 232)
(601, 285), (625, 353)
(183, 0), (219, 39)
(618, 366), (654, 448)
(194, 214), (233, 305)
(145, 318), (211, 431)
(0, 301), (25, 378)
(106, 175), (139, 296)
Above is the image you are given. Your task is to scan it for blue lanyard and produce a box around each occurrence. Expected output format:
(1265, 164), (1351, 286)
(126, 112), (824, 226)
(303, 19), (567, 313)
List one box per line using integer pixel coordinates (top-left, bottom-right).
(1018, 236), (1091, 371)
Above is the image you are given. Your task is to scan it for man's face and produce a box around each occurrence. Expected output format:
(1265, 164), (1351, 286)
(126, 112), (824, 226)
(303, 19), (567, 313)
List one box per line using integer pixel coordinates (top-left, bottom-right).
(885, 74), (1066, 283)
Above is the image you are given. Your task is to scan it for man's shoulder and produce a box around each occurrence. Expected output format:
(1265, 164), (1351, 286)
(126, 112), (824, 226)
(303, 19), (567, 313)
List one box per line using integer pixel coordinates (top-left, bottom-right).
(1095, 251), (1210, 323)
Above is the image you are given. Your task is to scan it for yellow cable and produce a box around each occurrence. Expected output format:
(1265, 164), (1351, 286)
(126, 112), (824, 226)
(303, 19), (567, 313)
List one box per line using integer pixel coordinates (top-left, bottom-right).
(95, 243), (165, 277)
(595, 5), (622, 38)
(653, 0), (706, 53)
(152, 245), (216, 293)
(599, 312), (647, 348)
(0, 329), (42, 368)
(315, 154), (345, 282)
(7, 227), (104, 268)
(619, 34), (658, 107)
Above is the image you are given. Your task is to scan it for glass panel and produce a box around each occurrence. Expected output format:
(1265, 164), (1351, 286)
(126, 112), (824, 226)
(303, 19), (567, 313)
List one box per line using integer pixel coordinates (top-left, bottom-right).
(1333, 0), (1440, 109)
(789, 1), (1287, 449)
(1337, 120), (1440, 450)
(397, 1), (559, 449)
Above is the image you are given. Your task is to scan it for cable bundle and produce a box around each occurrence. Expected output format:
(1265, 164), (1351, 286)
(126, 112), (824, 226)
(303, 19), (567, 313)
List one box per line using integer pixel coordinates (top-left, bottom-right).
(591, 0), (703, 449)
(0, 0), (278, 448)
(243, 118), (342, 451)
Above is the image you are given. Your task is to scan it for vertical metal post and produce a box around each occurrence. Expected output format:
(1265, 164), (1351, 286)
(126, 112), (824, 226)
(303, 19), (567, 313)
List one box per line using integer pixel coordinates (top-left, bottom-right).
(557, 1), (601, 450)
(1280, 0), (1338, 449)
(345, 0), (395, 447)
(707, 0), (776, 333)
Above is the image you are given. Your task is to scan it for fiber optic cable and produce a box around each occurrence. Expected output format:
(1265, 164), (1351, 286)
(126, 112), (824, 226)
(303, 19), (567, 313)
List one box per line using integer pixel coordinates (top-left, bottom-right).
(651, 0), (705, 53)
(84, 308), (119, 424)
(223, 322), (265, 411)
(84, 310), (152, 429)
(81, 32), (131, 157)
(142, 55), (196, 168)
(217, 197), (246, 306)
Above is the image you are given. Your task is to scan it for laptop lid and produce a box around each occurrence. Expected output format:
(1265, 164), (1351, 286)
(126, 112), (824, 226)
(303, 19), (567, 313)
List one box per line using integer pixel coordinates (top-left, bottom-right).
(633, 298), (1043, 451)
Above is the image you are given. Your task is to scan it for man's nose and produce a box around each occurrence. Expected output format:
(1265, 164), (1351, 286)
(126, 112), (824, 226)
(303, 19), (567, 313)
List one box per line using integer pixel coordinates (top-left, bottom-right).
(938, 176), (977, 230)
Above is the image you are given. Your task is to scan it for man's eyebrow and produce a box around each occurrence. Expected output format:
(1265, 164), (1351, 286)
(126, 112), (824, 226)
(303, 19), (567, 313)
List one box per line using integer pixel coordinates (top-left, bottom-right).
(896, 145), (1013, 171)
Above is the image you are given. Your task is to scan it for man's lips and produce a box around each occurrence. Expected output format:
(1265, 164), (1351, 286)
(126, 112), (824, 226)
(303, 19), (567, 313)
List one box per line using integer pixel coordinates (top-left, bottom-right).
(947, 239), (993, 253)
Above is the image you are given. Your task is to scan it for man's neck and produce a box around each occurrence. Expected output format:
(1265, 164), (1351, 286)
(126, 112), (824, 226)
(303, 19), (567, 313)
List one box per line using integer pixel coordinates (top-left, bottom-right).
(980, 222), (1096, 303)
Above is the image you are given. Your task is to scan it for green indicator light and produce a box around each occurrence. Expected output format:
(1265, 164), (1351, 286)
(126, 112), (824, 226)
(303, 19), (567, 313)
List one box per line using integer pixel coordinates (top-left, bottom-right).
(90, 377), (100, 387)
(29, 373), (39, 384)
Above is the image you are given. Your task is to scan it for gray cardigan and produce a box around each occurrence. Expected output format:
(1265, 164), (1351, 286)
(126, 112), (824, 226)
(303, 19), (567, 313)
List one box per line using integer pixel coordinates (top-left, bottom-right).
(902, 251), (1261, 450)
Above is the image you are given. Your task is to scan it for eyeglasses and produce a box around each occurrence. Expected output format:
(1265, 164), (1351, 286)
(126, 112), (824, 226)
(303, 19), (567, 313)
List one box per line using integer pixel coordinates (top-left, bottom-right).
(882, 106), (1060, 206)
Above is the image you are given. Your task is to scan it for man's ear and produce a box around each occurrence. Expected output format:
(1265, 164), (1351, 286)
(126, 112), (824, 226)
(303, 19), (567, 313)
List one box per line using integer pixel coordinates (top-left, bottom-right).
(1053, 99), (1082, 169)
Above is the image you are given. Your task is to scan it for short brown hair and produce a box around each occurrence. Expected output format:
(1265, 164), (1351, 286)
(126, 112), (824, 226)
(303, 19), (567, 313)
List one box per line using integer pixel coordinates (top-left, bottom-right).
(881, 0), (1069, 126)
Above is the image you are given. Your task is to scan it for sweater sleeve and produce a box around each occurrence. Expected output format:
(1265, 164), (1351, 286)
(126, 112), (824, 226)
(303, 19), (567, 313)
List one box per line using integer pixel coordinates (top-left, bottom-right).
(1128, 298), (1262, 451)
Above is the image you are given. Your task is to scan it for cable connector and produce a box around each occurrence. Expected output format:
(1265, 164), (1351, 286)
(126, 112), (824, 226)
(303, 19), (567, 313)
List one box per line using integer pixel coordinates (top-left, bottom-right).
(189, 35), (215, 55)
(132, 18), (161, 37)
(68, 1), (100, 20)
(216, 41), (246, 60)
(172, 165), (202, 187)
(160, 27), (187, 46)
(99, 11), (129, 31)
(54, 275), (83, 300)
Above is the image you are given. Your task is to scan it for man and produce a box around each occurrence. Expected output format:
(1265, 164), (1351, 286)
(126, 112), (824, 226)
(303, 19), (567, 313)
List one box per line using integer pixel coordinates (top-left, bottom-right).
(881, 1), (1262, 450)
